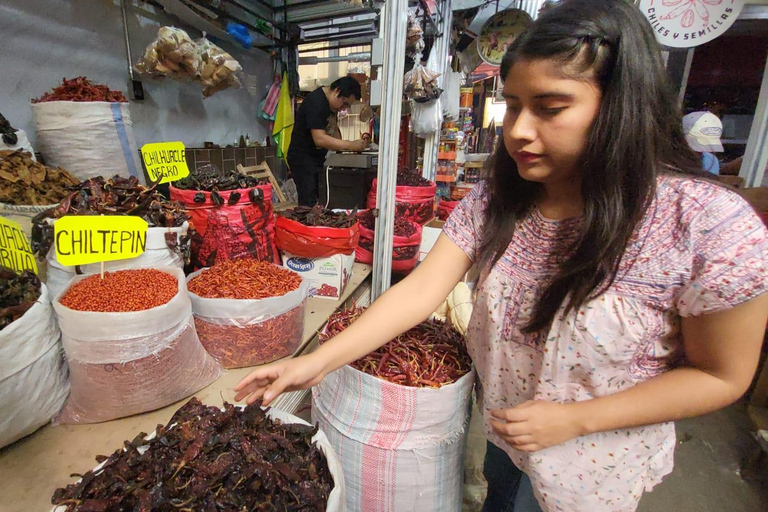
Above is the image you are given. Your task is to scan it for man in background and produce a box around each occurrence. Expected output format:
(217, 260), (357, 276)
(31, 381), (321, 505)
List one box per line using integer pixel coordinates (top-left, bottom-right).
(287, 76), (369, 206)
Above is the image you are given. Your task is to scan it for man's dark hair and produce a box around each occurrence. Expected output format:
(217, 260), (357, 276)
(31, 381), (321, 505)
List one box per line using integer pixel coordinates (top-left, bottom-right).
(330, 76), (362, 100)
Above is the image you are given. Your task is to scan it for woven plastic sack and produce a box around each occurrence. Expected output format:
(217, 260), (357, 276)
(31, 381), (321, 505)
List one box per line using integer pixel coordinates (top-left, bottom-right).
(275, 216), (360, 258)
(312, 363), (475, 512)
(0, 129), (36, 159)
(52, 266), (222, 424)
(0, 283), (69, 448)
(356, 219), (422, 273)
(32, 101), (142, 182)
(367, 179), (436, 225)
(171, 184), (278, 270)
(187, 270), (308, 368)
(45, 224), (189, 301)
(437, 200), (459, 221)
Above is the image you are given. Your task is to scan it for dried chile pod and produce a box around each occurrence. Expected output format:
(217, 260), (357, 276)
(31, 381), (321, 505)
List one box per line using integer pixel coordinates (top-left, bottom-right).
(227, 191), (241, 205)
(2, 132), (18, 145)
(249, 188), (263, 204)
(193, 192), (206, 204)
(211, 190), (224, 206)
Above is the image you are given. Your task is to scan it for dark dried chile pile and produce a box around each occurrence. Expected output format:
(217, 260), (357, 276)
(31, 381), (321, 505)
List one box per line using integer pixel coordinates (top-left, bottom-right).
(52, 398), (334, 512)
(321, 307), (471, 388)
(280, 205), (357, 228)
(174, 164), (268, 192)
(0, 267), (41, 331)
(397, 168), (431, 187)
(32, 176), (190, 258)
(0, 112), (18, 145)
(358, 209), (417, 238)
(33, 77), (127, 103)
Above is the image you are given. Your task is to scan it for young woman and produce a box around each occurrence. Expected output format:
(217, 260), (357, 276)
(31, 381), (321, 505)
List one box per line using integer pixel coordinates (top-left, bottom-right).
(236, 1), (768, 510)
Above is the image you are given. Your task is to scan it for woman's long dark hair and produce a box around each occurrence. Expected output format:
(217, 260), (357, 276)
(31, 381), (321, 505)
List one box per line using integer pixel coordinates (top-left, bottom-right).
(478, 0), (704, 333)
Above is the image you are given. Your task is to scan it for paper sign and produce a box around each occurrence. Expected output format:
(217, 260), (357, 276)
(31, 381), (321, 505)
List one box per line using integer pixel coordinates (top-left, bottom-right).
(639, 0), (744, 48)
(0, 217), (38, 274)
(54, 216), (148, 267)
(140, 141), (190, 184)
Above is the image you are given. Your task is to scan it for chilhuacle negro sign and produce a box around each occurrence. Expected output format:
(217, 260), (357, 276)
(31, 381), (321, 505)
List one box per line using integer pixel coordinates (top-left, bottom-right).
(638, 0), (744, 48)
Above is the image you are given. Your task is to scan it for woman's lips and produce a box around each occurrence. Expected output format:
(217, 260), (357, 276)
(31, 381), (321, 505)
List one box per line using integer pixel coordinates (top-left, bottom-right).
(512, 151), (543, 164)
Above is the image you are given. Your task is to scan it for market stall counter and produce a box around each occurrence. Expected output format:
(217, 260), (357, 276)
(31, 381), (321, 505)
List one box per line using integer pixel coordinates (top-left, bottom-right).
(0, 262), (372, 512)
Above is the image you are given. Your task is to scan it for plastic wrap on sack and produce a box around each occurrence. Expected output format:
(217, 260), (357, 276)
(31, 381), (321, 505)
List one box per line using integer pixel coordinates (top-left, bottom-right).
(0, 283), (69, 448)
(356, 219), (422, 274)
(275, 216), (360, 258)
(188, 273), (308, 368)
(367, 178), (436, 225)
(52, 266), (222, 424)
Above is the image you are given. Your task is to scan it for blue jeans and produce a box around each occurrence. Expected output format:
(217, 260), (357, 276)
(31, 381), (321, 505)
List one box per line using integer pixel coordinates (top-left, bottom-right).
(481, 442), (544, 512)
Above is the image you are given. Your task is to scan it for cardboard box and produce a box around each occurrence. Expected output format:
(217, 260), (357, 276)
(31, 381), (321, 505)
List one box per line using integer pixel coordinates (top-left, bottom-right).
(419, 219), (445, 262)
(282, 251), (355, 300)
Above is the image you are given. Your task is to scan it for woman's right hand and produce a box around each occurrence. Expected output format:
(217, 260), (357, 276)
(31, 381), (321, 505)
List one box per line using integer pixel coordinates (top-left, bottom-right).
(234, 353), (327, 406)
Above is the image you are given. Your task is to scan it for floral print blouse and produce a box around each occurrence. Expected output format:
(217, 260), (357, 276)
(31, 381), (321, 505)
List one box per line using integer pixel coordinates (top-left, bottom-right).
(443, 175), (768, 512)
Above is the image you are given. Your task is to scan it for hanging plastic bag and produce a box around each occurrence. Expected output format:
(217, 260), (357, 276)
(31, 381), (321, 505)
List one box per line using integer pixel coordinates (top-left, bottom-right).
(135, 26), (201, 82)
(411, 99), (443, 136)
(197, 37), (242, 97)
(404, 59), (442, 102)
(188, 272), (308, 368)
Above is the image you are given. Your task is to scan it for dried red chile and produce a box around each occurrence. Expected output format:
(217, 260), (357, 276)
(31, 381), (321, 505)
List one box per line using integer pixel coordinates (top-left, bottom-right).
(280, 205), (358, 228)
(357, 210), (417, 238)
(51, 398), (334, 511)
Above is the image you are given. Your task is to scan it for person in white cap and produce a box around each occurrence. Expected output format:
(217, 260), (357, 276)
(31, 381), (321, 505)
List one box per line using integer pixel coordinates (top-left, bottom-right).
(683, 111), (723, 175)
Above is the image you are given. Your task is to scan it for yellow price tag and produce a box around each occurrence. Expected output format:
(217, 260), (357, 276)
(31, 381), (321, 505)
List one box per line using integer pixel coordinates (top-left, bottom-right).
(54, 216), (148, 267)
(140, 141), (190, 184)
(0, 216), (38, 274)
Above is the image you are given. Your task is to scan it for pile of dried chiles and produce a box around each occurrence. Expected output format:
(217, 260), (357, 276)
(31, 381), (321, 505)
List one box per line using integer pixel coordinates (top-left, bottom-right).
(0, 150), (80, 206)
(51, 398), (334, 511)
(175, 164), (268, 192)
(279, 205), (357, 228)
(59, 269), (178, 312)
(397, 168), (432, 187)
(358, 209), (417, 238)
(188, 260), (301, 300)
(0, 267), (41, 331)
(33, 77), (127, 103)
(321, 306), (471, 388)
(32, 176), (190, 258)
(0, 112), (18, 145)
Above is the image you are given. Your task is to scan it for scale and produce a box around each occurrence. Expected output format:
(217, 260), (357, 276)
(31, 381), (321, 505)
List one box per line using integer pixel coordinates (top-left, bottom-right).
(321, 150), (380, 209)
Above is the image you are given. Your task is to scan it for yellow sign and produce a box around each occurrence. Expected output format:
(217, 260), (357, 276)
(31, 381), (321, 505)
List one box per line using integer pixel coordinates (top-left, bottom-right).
(54, 216), (148, 267)
(0, 217), (38, 274)
(140, 141), (190, 184)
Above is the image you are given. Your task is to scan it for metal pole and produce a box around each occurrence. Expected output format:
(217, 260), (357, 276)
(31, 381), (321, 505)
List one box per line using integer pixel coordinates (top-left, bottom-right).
(120, 0), (134, 81)
(421, 0), (453, 182)
(371, 0), (407, 300)
(739, 49), (768, 187)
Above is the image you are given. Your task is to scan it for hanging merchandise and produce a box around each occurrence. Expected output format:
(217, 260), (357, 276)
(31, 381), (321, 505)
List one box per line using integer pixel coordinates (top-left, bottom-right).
(411, 99), (444, 136)
(32, 77), (142, 182)
(356, 210), (422, 274)
(197, 37), (243, 98)
(313, 307), (474, 512)
(51, 399), (345, 512)
(476, 9), (533, 66)
(187, 260), (308, 368)
(260, 74), (282, 120)
(276, 206), (359, 258)
(171, 165), (279, 270)
(367, 169), (437, 225)
(403, 57), (442, 102)
(0, 269), (69, 449)
(406, 10), (425, 57)
(272, 72), (294, 158)
(53, 267), (222, 424)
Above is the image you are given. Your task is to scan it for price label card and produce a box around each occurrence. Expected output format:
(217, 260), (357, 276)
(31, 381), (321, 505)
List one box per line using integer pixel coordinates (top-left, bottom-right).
(140, 141), (190, 184)
(0, 217), (38, 274)
(54, 216), (148, 267)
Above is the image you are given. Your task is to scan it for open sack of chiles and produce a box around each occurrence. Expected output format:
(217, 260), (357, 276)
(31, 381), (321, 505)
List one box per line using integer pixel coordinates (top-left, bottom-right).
(136, 26), (242, 97)
(0, 150), (79, 206)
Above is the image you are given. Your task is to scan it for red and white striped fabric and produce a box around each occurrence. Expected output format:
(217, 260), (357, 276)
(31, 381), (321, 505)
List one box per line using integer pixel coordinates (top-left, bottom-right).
(312, 363), (475, 512)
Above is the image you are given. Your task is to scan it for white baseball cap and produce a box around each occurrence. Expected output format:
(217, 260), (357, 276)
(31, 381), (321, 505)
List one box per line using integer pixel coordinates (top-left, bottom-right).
(683, 111), (723, 153)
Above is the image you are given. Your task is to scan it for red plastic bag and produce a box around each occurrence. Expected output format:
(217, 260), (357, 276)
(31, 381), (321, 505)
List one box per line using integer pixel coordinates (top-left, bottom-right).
(170, 184), (279, 270)
(275, 216), (360, 258)
(367, 179), (436, 225)
(437, 200), (459, 221)
(355, 219), (422, 274)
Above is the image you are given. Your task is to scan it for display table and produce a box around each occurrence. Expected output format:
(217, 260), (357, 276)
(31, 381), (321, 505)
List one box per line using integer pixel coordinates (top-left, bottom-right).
(0, 263), (372, 512)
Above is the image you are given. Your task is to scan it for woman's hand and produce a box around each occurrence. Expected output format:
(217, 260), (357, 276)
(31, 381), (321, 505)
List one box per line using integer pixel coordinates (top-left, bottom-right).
(234, 354), (327, 406)
(490, 400), (585, 452)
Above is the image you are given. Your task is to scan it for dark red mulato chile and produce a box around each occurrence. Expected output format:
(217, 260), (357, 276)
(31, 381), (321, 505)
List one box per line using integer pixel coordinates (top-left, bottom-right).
(321, 307), (471, 388)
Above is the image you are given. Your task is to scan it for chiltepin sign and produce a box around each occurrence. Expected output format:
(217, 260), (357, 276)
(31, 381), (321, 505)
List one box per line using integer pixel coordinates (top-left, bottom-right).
(0, 217), (38, 274)
(54, 216), (148, 267)
(639, 0), (744, 48)
(140, 141), (190, 184)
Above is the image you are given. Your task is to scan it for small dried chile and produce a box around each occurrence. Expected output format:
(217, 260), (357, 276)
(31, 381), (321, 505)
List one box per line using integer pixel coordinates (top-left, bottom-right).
(193, 192), (206, 204)
(249, 188), (263, 204)
(210, 190), (224, 206)
(227, 191), (241, 205)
